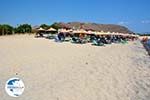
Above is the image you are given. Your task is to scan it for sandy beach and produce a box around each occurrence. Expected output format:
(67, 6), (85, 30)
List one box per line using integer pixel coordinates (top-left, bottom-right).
(0, 34), (150, 100)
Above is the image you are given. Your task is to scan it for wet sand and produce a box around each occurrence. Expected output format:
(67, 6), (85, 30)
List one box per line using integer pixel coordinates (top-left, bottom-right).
(0, 34), (150, 100)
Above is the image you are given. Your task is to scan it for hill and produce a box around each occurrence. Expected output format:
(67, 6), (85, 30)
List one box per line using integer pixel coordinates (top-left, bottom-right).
(52, 22), (134, 34)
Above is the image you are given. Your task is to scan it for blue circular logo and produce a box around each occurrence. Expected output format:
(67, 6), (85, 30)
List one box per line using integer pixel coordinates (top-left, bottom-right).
(5, 77), (25, 97)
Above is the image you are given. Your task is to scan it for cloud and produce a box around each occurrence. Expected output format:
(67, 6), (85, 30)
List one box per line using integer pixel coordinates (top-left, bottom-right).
(118, 21), (129, 25)
(141, 20), (150, 24)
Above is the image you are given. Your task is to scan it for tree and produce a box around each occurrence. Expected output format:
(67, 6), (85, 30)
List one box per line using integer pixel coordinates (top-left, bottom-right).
(50, 22), (61, 30)
(40, 24), (50, 30)
(0, 24), (14, 35)
(15, 24), (32, 33)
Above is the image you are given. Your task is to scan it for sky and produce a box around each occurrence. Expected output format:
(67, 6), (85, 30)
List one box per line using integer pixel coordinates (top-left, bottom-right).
(0, 0), (150, 33)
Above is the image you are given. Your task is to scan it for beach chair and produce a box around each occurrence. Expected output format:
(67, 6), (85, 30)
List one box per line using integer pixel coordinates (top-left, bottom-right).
(71, 37), (78, 43)
(64, 37), (71, 42)
(71, 37), (82, 44)
(120, 40), (128, 44)
(92, 40), (104, 46)
(46, 34), (55, 39)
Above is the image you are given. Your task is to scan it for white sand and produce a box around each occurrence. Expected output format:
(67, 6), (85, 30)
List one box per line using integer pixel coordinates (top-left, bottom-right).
(0, 34), (150, 100)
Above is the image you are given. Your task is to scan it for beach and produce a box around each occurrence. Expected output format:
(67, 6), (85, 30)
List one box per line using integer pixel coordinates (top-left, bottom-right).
(0, 34), (150, 100)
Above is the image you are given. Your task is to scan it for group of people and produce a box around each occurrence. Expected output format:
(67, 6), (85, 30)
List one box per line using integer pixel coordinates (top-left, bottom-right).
(35, 28), (139, 46)
(141, 36), (149, 43)
(53, 32), (138, 46)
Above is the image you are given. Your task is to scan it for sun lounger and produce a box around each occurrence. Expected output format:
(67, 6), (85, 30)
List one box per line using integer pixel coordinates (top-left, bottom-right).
(71, 37), (86, 44)
(92, 40), (104, 46)
(121, 40), (128, 44)
(64, 38), (71, 42)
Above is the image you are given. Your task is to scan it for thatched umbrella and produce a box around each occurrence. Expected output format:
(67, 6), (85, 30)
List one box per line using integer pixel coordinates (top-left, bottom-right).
(87, 30), (95, 34)
(47, 27), (57, 32)
(38, 27), (45, 31)
(72, 29), (89, 34)
(100, 31), (110, 35)
(94, 31), (105, 35)
(130, 34), (139, 37)
(94, 31), (101, 35)
(94, 31), (111, 36)
(58, 29), (71, 33)
(111, 32), (120, 36)
(35, 27), (46, 37)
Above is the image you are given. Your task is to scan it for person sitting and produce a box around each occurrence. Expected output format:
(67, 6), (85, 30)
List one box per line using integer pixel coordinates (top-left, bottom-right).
(72, 37), (77, 42)
(54, 35), (60, 42)
(58, 32), (65, 42)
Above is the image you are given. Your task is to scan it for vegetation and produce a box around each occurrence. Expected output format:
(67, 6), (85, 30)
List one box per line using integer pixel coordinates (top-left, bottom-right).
(0, 24), (32, 36)
(0, 23), (60, 36)
(14, 24), (32, 33)
(0, 24), (14, 35)
(40, 23), (61, 30)
(40, 24), (50, 30)
(50, 22), (61, 30)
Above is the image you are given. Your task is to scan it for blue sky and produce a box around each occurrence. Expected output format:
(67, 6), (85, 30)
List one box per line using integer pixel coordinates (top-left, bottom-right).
(0, 0), (150, 33)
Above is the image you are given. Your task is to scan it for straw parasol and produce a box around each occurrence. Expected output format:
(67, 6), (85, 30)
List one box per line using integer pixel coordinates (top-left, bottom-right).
(121, 33), (131, 36)
(111, 32), (132, 37)
(94, 31), (101, 35)
(93, 31), (111, 36)
(72, 29), (88, 34)
(36, 27), (46, 36)
(130, 34), (139, 37)
(94, 31), (106, 35)
(87, 30), (95, 34)
(47, 27), (57, 32)
(58, 29), (71, 33)
(111, 32), (120, 36)
(100, 31), (110, 35)
(38, 27), (45, 31)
